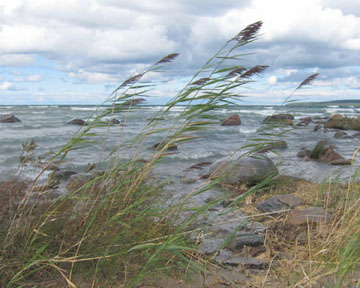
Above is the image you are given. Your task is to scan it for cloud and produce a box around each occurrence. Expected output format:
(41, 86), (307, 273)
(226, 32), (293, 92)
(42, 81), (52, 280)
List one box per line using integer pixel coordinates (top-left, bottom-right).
(0, 0), (360, 104)
(267, 76), (277, 85)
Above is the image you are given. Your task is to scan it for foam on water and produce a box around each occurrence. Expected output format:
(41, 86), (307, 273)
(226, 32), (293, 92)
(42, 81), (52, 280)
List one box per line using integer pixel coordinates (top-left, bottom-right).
(71, 107), (99, 111)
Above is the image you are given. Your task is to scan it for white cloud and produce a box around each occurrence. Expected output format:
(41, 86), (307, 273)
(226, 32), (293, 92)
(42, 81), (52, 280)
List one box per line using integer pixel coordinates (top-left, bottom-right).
(267, 76), (277, 85)
(69, 69), (116, 83)
(0, 81), (13, 90)
(0, 0), (360, 104)
(27, 74), (45, 82)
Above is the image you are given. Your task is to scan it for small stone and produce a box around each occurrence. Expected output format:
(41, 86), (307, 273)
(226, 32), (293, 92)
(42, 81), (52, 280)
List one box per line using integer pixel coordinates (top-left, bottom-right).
(109, 118), (121, 125)
(287, 207), (332, 225)
(256, 194), (303, 213)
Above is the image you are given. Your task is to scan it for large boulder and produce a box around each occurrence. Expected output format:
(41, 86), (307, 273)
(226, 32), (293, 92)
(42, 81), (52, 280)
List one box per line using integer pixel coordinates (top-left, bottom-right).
(325, 114), (360, 131)
(263, 114), (294, 125)
(0, 114), (21, 123)
(67, 118), (87, 126)
(307, 140), (351, 165)
(209, 156), (278, 186)
(221, 114), (241, 126)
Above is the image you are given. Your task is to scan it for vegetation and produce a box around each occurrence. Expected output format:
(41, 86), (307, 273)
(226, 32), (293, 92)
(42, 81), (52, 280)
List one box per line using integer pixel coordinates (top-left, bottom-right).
(0, 21), (359, 288)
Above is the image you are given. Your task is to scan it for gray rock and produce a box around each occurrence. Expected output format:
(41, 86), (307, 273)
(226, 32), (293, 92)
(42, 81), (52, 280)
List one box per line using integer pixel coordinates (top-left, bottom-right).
(0, 114), (21, 123)
(297, 149), (312, 158)
(209, 156), (278, 186)
(67, 118), (87, 126)
(287, 207), (332, 225)
(334, 131), (347, 139)
(227, 232), (264, 251)
(219, 255), (269, 269)
(199, 238), (225, 254)
(53, 170), (77, 181)
(256, 194), (303, 213)
(109, 118), (121, 125)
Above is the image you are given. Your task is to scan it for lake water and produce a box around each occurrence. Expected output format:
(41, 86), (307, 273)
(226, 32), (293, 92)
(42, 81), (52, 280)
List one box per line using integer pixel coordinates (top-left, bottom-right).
(1, 104), (359, 183)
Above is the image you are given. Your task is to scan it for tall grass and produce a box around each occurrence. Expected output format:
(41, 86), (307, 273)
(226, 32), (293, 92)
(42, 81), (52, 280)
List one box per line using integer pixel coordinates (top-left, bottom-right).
(0, 21), (272, 287)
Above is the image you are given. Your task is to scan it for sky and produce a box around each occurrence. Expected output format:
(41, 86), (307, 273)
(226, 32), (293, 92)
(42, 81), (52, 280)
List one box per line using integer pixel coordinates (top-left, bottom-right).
(0, 0), (360, 105)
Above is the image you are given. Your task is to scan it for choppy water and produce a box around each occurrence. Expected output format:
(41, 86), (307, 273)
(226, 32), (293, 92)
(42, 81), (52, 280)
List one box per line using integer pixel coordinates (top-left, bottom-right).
(1, 104), (360, 183)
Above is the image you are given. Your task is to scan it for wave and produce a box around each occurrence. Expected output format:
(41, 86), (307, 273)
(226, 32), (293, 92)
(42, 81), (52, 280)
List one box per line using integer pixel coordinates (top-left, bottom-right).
(71, 107), (99, 111)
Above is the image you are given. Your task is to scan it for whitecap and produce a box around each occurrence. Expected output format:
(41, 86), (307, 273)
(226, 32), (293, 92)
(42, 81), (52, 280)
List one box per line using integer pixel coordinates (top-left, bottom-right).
(71, 107), (98, 111)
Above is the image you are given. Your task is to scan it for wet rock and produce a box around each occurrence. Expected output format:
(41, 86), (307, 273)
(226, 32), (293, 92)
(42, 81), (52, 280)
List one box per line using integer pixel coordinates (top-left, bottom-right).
(309, 140), (351, 165)
(221, 114), (241, 126)
(152, 142), (178, 151)
(256, 194), (303, 213)
(297, 149), (312, 158)
(263, 113), (294, 125)
(319, 146), (351, 165)
(209, 156), (278, 186)
(67, 118), (87, 126)
(258, 140), (288, 153)
(227, 232), (265, 251)
(313, 124), (322, 132)
(187, 161), (212, 170)
(334, 131), (347, 139)
(353, 132), (360, 138)
(0, 114), (21, 123)
(325, 114), (360, 131)
(109, 118), (121, 125)
(287, 207), (332, 225)
(52, 170), (77, 181)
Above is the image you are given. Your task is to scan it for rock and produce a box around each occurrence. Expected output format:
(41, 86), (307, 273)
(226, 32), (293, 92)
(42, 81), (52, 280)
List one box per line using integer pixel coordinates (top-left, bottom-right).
(221, 114), (241, 126)
(227, 232), (265, 251)
(258, 140), (288, 153)
(109, 118), (121, 125)
(334, 131), (347, 139)
(287, 207), (332, 225)
(209, 156), (278, 186)
(263, 114), (294, 125)
(297, 149), (312, 158)
(52, 170), (77, 181)
(353, 132), (360, 138)
(0, 114), (21, 123)
(313, 124), (322, 132)
(307, 140), (351, 165)
(325, 114), (360, 131)
(187, 161), (212, 170)
(296, 117), (312, 126)
(199, 238), (224, 254)
(218, 255), (269, 269)
(67, 118), (87, 126)
(256, 194), (303, 213)
(152, 142), (178, 151)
